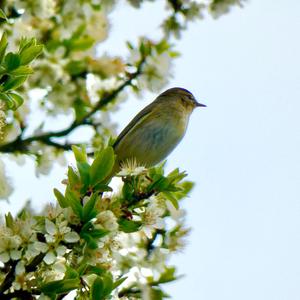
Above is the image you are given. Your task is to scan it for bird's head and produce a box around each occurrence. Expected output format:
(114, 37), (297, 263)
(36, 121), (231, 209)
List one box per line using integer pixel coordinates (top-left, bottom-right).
(158, 87), (206, 112)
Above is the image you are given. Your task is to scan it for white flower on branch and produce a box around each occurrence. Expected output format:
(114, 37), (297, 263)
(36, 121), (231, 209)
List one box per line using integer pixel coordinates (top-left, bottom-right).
(118, 158), (146, 177)
(12, 0), (56, 19)
(138, 51), (173, 92)
(32, 146), (66, 176)
(87, 55), (125, 78)
(83, 6), (109, 43)
(141, 196), (165, 238)
(0, 226), (22, 262)
(40, 218), (79, 264)
(95, 210), (119, 232)
(8, 19), (38, 51)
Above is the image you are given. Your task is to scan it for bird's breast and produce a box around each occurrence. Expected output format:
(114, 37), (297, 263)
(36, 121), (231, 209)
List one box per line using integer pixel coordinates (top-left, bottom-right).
(115, 108), (190, 167)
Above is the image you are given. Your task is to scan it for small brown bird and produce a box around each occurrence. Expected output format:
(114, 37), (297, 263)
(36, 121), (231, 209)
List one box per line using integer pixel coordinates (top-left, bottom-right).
(111, 87), (205, 174)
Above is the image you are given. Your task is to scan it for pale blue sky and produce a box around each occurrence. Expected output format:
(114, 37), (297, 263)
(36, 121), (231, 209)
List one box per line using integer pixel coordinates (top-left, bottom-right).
(110, 1), (300, 299)
(1, 1), (300, 299)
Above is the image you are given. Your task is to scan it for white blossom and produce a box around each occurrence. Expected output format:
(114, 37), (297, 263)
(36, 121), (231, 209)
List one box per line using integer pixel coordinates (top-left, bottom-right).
(40, 219), (79, 264)
(0, 226), (22, 262)
(47, 81), (77, 112)
(84, 8), (109, 43)
(8, 19), (38, 51)
(87, 55), (125, 78)
(118, 158), (146, 177)
(95, 210), (119, 231)
(45, 219), (80, 244)
(24, 241), (48, 260)
(165, 200), (186, 222)
(12, 0), (56, 19)
(12, 261), (27, 290)
(29, 59), (68, 88)
(33, 146), (66, 176)
(138, 51), (173, 92)
(141, 196), (165, 238)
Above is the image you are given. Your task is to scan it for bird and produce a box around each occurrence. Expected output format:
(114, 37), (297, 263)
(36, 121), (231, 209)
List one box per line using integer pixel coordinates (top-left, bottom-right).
(111, 87), (206, 176)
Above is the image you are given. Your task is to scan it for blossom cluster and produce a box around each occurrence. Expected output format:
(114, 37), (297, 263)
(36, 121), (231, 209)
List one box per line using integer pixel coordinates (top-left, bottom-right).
(0, 1), (245, 299)
(0, 0), (245, 197)
(0, 146), (192, 299)
(0, 0), (178, 186)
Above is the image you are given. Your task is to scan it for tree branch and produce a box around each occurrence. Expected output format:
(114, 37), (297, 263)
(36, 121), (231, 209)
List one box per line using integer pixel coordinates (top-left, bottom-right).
(0, 58), (145, 154)
(0, 237), (46, 297)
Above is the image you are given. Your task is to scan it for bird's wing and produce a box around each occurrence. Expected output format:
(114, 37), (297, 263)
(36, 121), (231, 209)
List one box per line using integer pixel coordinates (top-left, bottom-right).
(113, 103), (154, 149)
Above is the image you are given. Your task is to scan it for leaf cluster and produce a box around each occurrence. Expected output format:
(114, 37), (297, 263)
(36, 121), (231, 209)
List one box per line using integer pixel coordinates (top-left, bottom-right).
(0, 33), (43, 110)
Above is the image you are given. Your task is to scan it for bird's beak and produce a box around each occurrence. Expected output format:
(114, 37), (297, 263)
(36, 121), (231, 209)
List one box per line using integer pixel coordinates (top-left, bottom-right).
(195, 101), (206, 108)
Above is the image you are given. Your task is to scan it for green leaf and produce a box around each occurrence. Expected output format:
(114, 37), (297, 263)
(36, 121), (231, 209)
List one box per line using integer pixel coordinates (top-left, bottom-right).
(80, 233), (98, 249)
(54, 188), (69, 208)
(73, 98), (90, 121)
(0, 9), (8, 20)
(83, 193), (98, 222)
(89, 228), (109, 239)
(93, 183), (112, 192)
(64, 267), (79, 280)
(89, 273), (114, 299)
(67, 166), (81, 188)
(18, 37), (39, 54)
(65, 60), (86, 76)
(69, 36), (95, 52)
(77, 263), (89, 276)
(102, 273), (114, 297)
(19, 44), (43, 65)
(122, 180), (134, 201)
(0, 92), (23, 110)
(40, 278), (80, 295)
(65, 188), (83, 219)
(91, 277), (104, 300)
(113, 276), (127, 289)
(149, 287), (168, 300)
(167, 168), (187, 184)
(173, 181), (194, 200)
(72, 145), (87, 163)
(0, 65), (6, 75)
(4, 53), (20, 71)
(2, 76), (27, 91)
(118, 219), (142, 233)
(77, 161), (90, 187)
(162, 191), (179, 209)
(80, 222), (109, 247)
(45, 39), (62, 52)
(147, 176), (168, 192)
(72, 145), (90, 188)
(90, 147), (115, 185)
(5, 212), (14, 228)
(86, 265), (106, 276)
(158, 267), (177, 283)
(10, 65), (33, 76)
(0, 92), (13, 109)
(7, 93), (24, 109)
(126, 41), (134, 50)
(156, 39), (170, 54)
(0, 32), (8, 63)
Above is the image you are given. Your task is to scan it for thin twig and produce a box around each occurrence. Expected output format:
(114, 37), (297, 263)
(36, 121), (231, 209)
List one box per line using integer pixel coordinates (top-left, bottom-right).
(0, 58), (145, 153)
